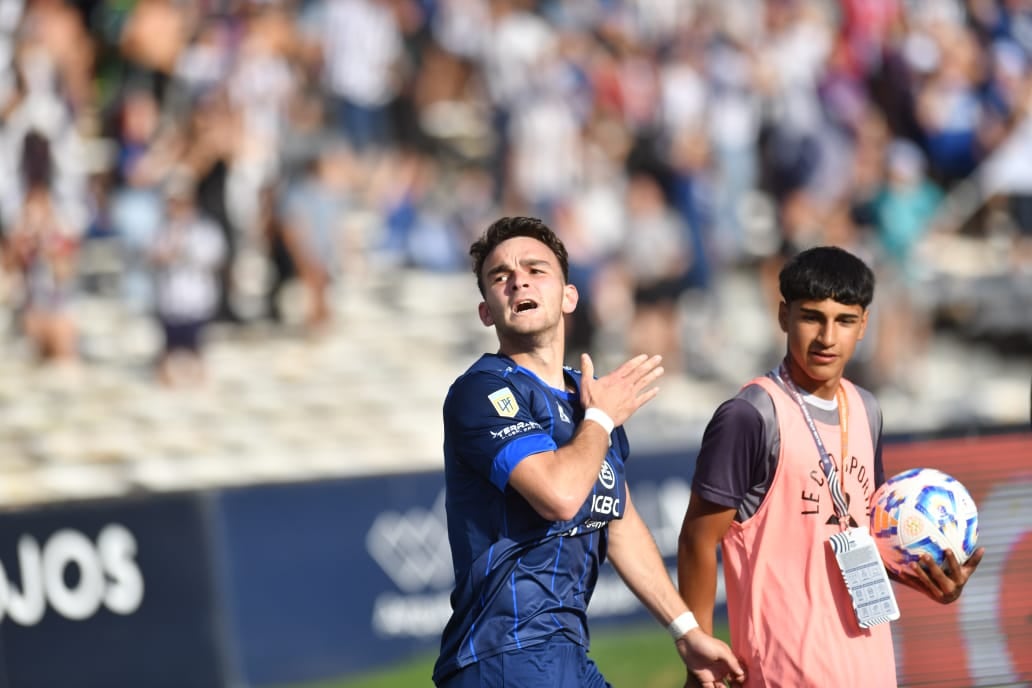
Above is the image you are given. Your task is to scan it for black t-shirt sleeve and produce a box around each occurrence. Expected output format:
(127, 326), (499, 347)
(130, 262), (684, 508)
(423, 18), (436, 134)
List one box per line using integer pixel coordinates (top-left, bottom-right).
(691, 396), (769, 511)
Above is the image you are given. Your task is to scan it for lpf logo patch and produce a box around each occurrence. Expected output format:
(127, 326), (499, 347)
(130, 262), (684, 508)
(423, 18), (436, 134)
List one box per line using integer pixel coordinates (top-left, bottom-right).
(599, 460), (616, 489)
(488, 387), (519, 417)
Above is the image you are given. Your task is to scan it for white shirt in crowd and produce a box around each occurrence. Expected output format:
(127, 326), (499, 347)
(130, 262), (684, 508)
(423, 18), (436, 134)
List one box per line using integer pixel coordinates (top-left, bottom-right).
(154, 214), (227, 323)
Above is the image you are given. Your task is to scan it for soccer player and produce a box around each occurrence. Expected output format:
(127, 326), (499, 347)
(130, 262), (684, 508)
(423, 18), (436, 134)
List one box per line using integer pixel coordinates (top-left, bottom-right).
(433, 216), (745, 688)
(677, 246), (984, 687)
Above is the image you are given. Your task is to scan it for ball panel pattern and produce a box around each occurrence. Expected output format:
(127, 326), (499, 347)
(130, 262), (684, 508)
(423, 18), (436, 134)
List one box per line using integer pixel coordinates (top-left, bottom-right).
(870, 468), (979, 576)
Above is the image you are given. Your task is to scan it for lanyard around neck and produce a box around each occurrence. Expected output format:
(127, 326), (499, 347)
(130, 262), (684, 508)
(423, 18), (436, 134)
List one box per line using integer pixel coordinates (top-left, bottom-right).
(777, 363), (851, 520)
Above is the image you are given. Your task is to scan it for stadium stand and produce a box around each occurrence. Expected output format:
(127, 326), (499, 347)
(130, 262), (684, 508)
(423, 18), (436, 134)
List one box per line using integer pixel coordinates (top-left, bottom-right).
(0, 0), (1030, 509)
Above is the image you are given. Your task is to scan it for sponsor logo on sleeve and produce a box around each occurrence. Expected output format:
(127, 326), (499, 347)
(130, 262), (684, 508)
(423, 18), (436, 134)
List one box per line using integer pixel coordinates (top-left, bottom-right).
(489, 421), (542, 440)
(488, 388), (519, 418)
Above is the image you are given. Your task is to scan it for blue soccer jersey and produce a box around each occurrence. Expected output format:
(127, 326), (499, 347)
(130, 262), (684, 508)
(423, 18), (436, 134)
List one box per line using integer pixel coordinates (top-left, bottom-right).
(432, 354), (630, 685)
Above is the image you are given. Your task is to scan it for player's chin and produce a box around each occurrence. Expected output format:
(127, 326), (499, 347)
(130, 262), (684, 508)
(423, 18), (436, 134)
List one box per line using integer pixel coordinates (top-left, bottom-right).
(804, 357), (844, 378)
(509, 314), (552, 332)
(806, 350), (840, 366)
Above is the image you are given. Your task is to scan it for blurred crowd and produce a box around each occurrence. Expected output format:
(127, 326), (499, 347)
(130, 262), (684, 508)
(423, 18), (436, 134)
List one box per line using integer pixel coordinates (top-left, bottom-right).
(1, 0), (1031, 390)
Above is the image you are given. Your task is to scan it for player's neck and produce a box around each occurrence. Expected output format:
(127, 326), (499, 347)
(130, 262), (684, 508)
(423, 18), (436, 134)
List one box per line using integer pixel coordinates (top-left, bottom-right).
(783, 359), (842, 400)
(802, 378), (841, 400)
(501, 345), (567, 390)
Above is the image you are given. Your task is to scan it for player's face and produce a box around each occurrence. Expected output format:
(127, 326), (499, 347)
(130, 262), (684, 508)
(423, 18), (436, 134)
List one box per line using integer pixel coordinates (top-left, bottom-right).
(477, 236), (577, 340)
(779, 298), (868, 398)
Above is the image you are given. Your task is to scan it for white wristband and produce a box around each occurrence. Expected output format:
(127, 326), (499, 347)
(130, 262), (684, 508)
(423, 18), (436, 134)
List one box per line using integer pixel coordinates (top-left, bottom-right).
(583, 407), (615, 435)
(668, 611), (699, 640)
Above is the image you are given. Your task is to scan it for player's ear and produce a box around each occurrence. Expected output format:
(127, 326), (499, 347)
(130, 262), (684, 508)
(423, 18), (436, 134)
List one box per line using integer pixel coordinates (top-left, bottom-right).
(777, 301), (789, 333)
(562, 283), (578, 315)
(857, 308), (870, 341)
(478, 301), (494, 327)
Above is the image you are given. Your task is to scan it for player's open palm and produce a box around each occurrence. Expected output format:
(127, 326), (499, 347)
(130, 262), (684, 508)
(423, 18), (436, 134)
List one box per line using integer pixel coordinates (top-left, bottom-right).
(578, 353), (664, 427)
(677, 629), (746, 688)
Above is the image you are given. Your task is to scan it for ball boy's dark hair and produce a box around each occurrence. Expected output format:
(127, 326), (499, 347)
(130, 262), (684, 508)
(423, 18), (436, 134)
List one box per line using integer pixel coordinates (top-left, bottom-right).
(779, 245), (875, 308)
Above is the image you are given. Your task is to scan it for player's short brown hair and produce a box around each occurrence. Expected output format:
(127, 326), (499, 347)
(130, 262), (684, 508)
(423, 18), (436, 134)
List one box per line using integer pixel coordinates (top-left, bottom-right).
(469, 216), (570, 297)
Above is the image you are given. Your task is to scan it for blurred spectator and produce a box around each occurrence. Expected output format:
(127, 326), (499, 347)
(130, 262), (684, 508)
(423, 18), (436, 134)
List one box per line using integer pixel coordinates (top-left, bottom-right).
(418, 0), (487, 113)
(109, 88), (169, 313)
(370, 148), (435, 268)
(507, 71), (582, 215)
(619, 171), (692, 372)
(665, 126), (715, 297)
(172, 16), (232, 105)
(480, 0), (557, 200)
(17, 0), (95, 114)
(118, 0), (192, 104)
(705, 17), (763, 263)
(225, 3), (299, 223)
(178, 95), (241, 323)
(1, 38), (90, 237)
(279, 142), (356, 333)
(871, 138), (944, 276)
(390, 160), (469, 273)
(755, 0), (835, 223)
(312, 0), (406, 153)
(0, 0), (1028, 393)
(4, 173), (79, 364)
(911, 17), (986, 184)
(148, 172), (227, 387)
(259, 179), (295, 324)
(552, 199), (605, 365)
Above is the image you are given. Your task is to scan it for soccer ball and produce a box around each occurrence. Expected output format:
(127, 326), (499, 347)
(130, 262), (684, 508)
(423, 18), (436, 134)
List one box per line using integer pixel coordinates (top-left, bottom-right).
(869, 468), (979, 576)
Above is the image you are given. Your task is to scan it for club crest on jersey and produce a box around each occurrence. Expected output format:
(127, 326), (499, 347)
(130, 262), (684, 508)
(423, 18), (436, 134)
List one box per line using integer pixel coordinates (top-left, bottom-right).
(488, 387), (519, 417)
(557, 405), (571, 423)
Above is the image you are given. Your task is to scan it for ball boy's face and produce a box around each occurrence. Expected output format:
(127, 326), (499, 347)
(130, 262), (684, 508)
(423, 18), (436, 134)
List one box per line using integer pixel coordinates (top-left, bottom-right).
(778, 298), (869, 397)
(477, 236), (577, 339)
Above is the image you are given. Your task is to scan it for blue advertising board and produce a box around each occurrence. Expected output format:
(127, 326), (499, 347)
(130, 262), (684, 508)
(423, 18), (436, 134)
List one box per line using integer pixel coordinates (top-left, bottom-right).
(214, 448), (711, 686)
(0, 430), (1024, 687)
(214, 473), (453, 686)
(0, 492), (225, 688)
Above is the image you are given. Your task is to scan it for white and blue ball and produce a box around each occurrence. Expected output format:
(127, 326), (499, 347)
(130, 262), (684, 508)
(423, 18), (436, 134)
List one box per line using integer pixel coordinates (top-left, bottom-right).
(870, 468), (979, 576)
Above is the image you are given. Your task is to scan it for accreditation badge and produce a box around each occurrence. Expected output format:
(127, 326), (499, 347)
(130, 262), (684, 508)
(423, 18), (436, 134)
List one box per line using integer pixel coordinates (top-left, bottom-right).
(828, 527), (900, 628)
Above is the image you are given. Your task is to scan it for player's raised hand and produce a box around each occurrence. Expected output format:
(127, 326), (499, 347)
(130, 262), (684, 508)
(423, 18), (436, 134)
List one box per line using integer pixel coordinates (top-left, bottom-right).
(579, 353), (664, 427)
(677, 629), (746, 688)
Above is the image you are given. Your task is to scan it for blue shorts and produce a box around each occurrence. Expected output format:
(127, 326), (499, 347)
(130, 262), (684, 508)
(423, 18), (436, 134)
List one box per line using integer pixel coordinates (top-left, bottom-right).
(438, 635), (611, 688)
(161, 318), (205, 353)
